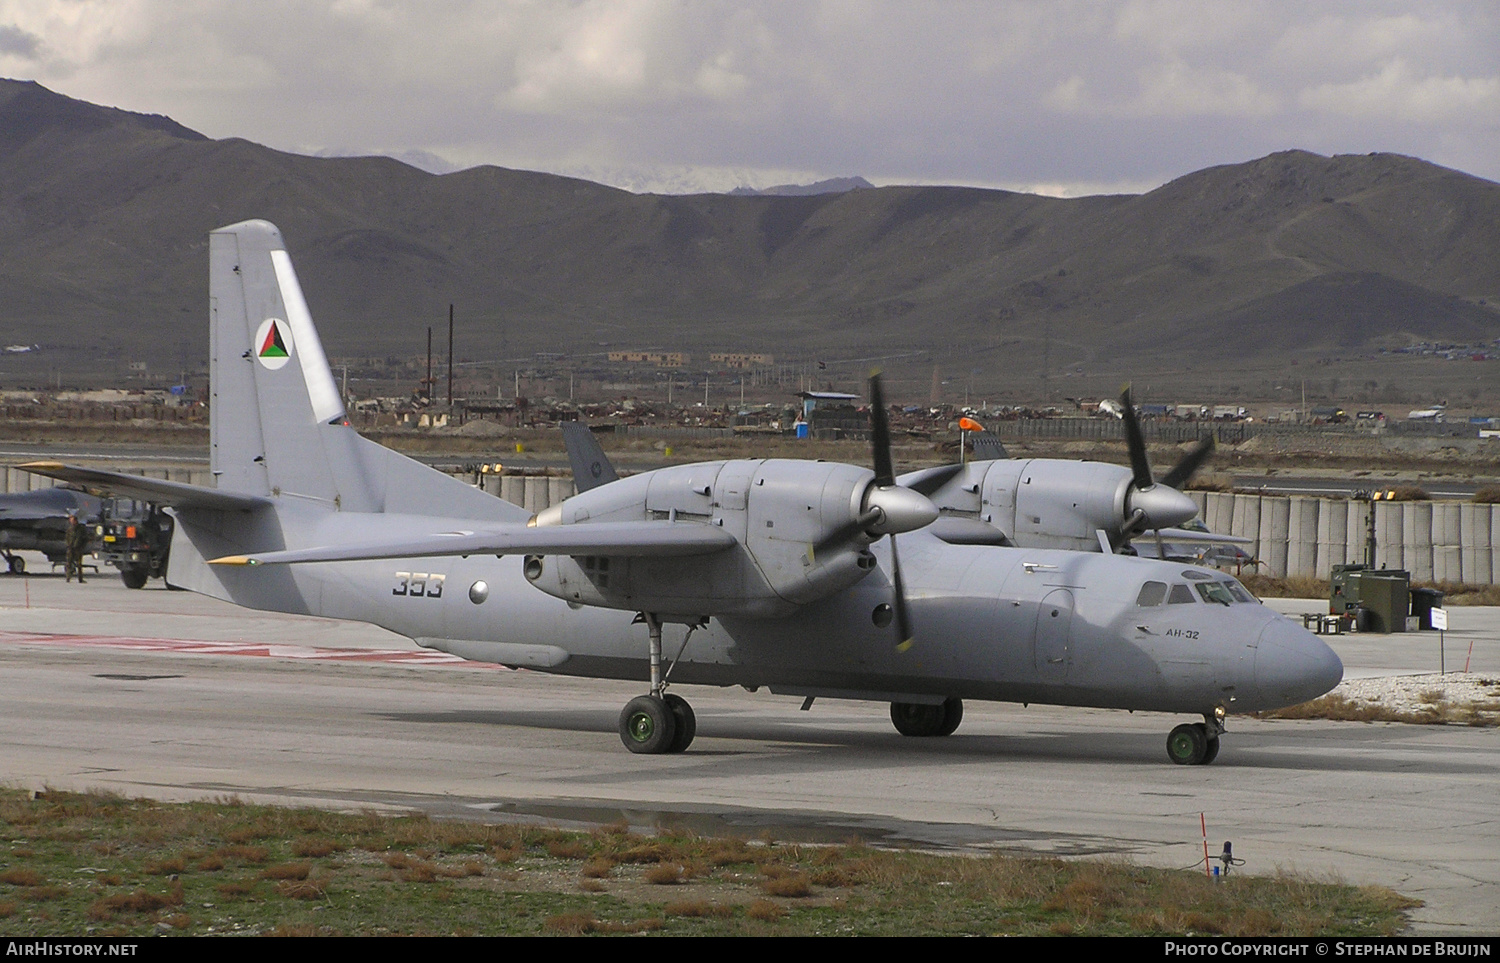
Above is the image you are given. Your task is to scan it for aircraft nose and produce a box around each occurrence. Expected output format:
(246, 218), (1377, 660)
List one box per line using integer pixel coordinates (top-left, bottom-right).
(1253, 617), (1343, 709)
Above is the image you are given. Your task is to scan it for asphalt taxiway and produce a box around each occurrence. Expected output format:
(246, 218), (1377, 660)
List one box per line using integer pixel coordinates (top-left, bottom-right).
(0, 559), (1495, 935)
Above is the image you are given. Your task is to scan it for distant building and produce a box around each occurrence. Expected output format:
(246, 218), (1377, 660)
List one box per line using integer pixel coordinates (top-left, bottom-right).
(607, 351), (687, 367)
(710, 352), (773, 368)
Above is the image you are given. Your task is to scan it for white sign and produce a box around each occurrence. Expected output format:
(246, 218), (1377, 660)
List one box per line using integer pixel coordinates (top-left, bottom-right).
(1431, 607), (1448, 631)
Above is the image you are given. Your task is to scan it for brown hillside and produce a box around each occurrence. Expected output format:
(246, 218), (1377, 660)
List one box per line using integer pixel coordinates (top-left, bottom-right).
(0, 80), (1496, 394)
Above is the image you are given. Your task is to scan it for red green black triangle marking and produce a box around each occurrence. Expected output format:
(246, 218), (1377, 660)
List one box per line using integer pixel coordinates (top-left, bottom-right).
(259, 323), (288, 358)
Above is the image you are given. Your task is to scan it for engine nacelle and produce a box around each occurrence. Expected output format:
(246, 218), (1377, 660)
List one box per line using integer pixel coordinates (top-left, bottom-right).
(524, 459), (894, 619)
(917, 458), (1132, 551)
(913, 457), (1198, 551)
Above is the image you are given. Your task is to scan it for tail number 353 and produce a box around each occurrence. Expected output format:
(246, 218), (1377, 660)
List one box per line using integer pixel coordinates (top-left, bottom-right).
(393, 572), (445, 598)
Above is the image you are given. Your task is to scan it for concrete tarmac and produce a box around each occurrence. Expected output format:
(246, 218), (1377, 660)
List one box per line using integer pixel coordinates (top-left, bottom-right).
(0, 557), (1495, 935)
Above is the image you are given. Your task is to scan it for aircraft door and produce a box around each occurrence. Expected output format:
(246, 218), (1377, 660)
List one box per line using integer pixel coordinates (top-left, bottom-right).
(1033, 588), (1074, 683)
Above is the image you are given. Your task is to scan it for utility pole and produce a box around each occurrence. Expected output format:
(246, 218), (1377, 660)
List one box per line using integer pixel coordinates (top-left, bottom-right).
(447, 303), (454, 407)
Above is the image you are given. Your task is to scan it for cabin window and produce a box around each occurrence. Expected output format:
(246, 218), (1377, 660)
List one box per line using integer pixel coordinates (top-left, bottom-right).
(1167, 584), (1196, 604)
(1136, 581), (1167, 607)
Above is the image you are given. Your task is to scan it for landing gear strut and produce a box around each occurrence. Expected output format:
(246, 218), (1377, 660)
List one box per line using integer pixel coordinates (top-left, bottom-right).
(3, 553), (23, 575)
(890, 698), (964, 737)
(1167, 713), (1224, 765)
(618, 613), (696, 754)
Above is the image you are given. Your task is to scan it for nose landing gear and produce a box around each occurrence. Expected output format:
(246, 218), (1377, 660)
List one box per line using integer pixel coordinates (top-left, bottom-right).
(1167, 713), (1224, 765)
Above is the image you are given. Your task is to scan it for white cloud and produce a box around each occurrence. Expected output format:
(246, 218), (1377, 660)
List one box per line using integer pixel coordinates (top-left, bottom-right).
(1047, 63), (1278, 118)
(1299, 58), (1500, 122)
(0, 1), (1495, 191)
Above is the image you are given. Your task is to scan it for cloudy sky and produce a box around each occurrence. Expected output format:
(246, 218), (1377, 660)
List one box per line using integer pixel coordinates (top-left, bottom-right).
(2, 1), (1496, 195)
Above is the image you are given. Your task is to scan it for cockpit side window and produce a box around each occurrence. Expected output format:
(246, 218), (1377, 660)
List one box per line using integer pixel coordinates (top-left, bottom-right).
(1224, 581), (1255, 603)
(1136, 581), (1167, 607)
(1167, 584), (1196, 604)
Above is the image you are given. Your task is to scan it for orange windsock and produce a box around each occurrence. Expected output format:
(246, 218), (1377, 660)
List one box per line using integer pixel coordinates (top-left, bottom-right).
(958, 417), (984, 432)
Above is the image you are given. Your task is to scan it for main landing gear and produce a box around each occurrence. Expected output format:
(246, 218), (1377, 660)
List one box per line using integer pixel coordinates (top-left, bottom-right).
(890, 698), (964, 737)
(618, 613), (697, 755)
(1167, 713), (1224, 765)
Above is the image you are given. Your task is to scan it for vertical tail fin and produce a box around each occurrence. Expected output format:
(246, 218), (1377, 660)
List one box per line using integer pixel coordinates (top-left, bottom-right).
(210, 219), (348, 501)
(206, 219), (527, 521)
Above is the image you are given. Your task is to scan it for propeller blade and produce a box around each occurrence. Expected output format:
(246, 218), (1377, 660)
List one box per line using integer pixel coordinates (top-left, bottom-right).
(1119, 386), (1153, 491)
(889, 534), (914, 652)
(1159, 435), (1216, 490)
(812, 508), (882, 557)
(869, 374), (894, 488)
(903, 462), (964, 497)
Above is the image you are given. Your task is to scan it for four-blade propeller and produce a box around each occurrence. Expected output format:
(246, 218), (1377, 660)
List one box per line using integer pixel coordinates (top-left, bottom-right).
(1115, 386), (1214, 550)
(864, 374), (953, 652)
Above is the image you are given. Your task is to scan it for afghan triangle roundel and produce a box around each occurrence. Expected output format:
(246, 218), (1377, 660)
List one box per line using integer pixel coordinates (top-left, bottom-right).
(253, 318), (293, 370)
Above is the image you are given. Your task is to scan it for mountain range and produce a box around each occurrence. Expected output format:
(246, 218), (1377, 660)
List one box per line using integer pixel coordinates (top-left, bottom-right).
(1, 78), (1496, 393)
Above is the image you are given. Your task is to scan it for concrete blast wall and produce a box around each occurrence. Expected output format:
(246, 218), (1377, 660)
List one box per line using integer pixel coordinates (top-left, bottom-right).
(1189, 492), (1500, 585)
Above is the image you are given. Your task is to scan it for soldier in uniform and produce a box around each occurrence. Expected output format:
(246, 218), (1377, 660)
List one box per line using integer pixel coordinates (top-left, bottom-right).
(64, 512), (88, 583)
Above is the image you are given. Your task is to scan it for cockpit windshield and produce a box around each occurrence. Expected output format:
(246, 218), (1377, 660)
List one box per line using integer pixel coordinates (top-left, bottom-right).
(1196, 580), (1256, 604)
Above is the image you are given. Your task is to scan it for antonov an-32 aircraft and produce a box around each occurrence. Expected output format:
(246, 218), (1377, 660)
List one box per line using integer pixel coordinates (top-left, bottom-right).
(23, 220), (1343, 766)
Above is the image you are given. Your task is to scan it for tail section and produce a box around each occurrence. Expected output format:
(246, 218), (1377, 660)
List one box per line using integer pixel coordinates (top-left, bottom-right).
(206, 219), (525, 522)
(209, 220), (346, 501)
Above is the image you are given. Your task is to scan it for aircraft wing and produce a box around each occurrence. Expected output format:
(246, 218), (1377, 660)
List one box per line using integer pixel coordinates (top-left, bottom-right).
(1152, 527), (1252, 545)
(17, 462), (271, 512)
(210, 520), (738, 566)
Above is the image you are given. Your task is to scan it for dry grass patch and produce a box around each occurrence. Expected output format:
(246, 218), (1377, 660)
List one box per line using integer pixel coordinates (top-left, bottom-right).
(643, 863), (685, 885)
(0, 867), (46, 887)
(291, 837), (342, 858)
(581, 857), (616, 879)
(664, 899), (734, 918)
(746, 899), (786, 921)
(760, 872), (812, 898)
(276, 877), (328, 901)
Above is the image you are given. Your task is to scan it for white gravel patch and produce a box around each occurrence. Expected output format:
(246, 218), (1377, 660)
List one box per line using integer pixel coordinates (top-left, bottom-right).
(1330, 673), (1500, 719)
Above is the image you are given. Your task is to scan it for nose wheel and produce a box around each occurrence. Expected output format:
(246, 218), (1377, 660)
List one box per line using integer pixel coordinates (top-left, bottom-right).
(1166, 720), (1222, 765)
(890, 698), (964, 737)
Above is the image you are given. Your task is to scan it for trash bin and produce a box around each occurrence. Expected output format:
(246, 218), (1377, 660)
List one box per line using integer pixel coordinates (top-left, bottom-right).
(1358, 571), (1410, 633)
(1410, 587), (1445, 630)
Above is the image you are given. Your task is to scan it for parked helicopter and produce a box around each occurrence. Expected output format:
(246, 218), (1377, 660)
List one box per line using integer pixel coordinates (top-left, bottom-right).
(23, 220), (1342, 765)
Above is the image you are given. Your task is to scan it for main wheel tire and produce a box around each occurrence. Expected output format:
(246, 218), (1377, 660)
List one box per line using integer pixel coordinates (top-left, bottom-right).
(1199, 732), (1221, 765)
(936, 698), (964, 736)
(619, 695), (677, 755)
(7, 556), (24, 574)
(121, 566), (149, 590)
(1167, 722), (1208, 765)
(891, 701), (946, 737)
(663, 693), (696, 753)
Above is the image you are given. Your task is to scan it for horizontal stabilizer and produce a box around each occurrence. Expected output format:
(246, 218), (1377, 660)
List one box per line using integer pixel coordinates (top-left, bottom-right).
(210, 519), (738, 566)
(1154, 527), (1252, 545)
(18, 462), (270, 512)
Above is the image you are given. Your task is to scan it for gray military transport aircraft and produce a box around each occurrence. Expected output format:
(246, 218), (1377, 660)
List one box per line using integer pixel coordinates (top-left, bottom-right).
(22, 220), (1343, 765)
